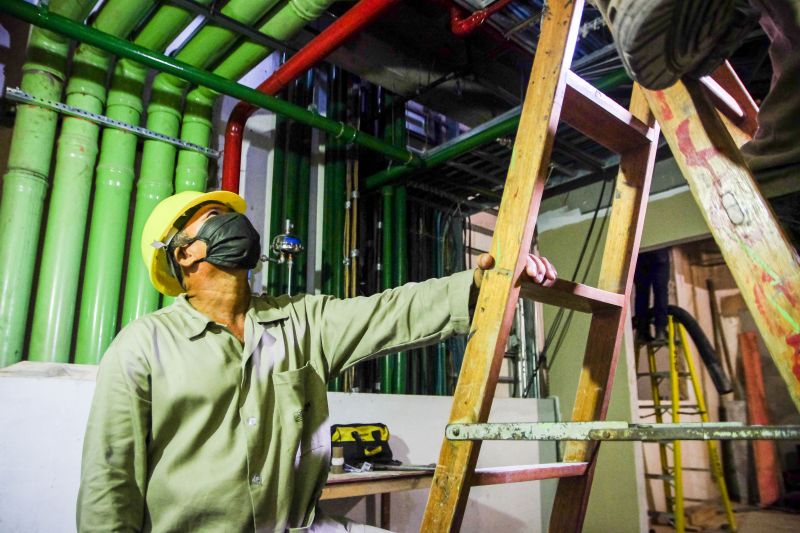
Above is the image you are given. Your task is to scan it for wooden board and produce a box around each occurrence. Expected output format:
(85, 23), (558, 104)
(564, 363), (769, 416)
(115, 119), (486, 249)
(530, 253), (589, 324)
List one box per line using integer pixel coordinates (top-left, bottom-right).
(419, 1), (586, 531)
(321, 471), (433, 500)
(739, 331), (781, 506)
(644, 79), (800, 412)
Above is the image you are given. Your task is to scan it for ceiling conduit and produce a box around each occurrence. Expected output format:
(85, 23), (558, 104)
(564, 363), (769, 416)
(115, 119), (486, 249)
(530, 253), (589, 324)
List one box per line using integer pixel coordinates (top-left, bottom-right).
(178, 0), (365, 198)
(0, 1), (421, 172)
(221, 0), (401, 193)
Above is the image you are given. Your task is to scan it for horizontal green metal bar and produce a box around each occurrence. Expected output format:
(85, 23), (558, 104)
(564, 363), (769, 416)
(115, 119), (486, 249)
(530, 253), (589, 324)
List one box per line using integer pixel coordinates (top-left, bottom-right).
(446, 421), (800, 442)
(364, 67), (630, 190)
(1, 0), (421, 167)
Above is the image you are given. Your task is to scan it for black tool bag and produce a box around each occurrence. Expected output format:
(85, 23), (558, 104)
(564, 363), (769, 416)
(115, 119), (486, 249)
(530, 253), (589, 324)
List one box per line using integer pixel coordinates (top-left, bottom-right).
(330, 423), (399, 465)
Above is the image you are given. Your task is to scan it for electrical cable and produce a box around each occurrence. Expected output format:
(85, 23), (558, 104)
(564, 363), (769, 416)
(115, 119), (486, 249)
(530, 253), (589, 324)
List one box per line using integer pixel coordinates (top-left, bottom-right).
(522, 174), (613, 397)
(544, 176), (614, 372)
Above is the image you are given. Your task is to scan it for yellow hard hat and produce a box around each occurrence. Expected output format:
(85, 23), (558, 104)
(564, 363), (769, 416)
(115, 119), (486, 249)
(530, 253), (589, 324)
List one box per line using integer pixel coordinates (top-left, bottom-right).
(141, 190), (247, 296)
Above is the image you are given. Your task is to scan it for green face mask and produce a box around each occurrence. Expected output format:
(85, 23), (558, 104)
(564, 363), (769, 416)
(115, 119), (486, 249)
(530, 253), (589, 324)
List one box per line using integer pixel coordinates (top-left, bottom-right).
(193, 212), (262, 270)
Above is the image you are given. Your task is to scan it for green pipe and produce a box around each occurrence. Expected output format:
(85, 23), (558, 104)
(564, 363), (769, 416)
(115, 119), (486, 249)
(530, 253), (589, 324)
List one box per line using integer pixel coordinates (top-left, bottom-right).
(434, 212), (447, 395)
(121, 0), (284, 323)
(321, 70), (335, 298)
(74, 3), (210, 364)
(381, 186), (395, 393)
(324, 66), (341, 392)
(295, 73), (313, 294)
(330, 70), (347, 302)
(27, 0), (153, 363)
(364, 67), (631, 190)
(282, 86), (300, 292)
(0, 0), (420, 164)
(390, 105), (408, 395)
(393, 186), (408, 394)
(268, 112), (287, 295)
(0, 0), (98, 367)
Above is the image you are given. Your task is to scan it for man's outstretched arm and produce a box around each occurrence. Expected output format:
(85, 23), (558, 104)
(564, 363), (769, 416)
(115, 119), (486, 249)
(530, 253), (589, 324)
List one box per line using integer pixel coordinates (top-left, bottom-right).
(77, 332), (151, 532)
(310, 253), (556, 379)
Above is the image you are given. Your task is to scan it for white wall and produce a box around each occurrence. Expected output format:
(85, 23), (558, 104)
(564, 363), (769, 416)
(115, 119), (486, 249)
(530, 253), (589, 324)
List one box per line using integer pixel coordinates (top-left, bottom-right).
(0, 362), (558, 532)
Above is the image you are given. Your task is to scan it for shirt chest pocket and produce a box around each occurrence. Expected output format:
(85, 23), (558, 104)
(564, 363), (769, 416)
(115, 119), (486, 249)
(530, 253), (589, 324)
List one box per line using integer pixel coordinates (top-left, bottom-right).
(272, 363), (329, 456)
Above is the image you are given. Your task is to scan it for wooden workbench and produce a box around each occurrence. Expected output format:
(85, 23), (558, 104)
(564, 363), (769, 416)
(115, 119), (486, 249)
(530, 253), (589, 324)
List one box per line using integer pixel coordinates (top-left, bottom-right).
(321, 470), (434, 529)
(321, 470), (433, 500)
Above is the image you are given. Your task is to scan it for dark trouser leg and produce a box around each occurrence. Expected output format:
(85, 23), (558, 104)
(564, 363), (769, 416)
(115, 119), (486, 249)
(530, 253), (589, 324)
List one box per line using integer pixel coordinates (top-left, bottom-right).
(634, 261), (653, 339)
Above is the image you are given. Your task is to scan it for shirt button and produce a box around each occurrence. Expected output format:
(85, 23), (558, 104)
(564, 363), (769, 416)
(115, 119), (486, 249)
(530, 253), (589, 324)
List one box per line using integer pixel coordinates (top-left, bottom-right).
(247, 417), (257, 426)
(251, 474), (262, 485)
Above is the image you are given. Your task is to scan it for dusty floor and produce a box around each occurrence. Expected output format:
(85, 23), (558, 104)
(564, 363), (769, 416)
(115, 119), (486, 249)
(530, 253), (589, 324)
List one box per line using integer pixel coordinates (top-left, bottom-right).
(650, 509), (800, 532)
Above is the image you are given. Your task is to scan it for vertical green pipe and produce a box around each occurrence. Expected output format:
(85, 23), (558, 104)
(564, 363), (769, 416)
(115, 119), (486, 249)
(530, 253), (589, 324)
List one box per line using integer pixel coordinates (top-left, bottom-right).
(392, 107), (408, 394)
(325, 67), (341, 392)
(295, 74), (313, 293)
(393, 186), (408, 394)
(121, 0), (283, 325)
(0, 0), (99, 366)
(434, 211), (447, 395)
(28, 0), (155, 363)
(74, 3), (209, 364)
(282, 82), (300, 292)
(381, 186), (395, 393)
(330, 72), (347, 301)
(268, 112), (287, 296)
(321, 70), (335, 297)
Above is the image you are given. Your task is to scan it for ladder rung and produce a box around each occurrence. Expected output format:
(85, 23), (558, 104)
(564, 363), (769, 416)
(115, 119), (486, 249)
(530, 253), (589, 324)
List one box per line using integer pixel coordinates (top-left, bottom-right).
(471, 462), (589, 486)
(497, 377), (515, 384)
(562, 71), (657, 153)
(646, 474), (674, 481)
(518, 278), (624, 313)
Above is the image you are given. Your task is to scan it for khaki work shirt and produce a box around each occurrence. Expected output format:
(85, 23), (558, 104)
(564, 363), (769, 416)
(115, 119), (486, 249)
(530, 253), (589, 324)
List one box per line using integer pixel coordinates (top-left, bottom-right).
(77, 270), (473, 532)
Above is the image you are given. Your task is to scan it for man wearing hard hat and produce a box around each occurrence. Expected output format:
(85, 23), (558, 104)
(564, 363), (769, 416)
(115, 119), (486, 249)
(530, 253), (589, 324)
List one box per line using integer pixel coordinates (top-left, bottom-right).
(77, 191), (557, 532)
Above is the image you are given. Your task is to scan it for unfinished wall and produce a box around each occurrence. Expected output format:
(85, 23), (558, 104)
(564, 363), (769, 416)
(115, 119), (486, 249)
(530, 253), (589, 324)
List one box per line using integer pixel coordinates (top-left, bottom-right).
(0, 362), (560, 532)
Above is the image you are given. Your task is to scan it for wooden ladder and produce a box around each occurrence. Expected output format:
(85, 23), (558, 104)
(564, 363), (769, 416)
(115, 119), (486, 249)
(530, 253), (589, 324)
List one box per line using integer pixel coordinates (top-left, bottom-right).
(420, 0), (800, 531)
(420, 1), (658, 530)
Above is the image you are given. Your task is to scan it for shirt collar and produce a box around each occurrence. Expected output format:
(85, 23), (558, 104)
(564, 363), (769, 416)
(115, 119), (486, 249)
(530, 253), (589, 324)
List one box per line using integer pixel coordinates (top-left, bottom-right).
(173, 293), (289, 338)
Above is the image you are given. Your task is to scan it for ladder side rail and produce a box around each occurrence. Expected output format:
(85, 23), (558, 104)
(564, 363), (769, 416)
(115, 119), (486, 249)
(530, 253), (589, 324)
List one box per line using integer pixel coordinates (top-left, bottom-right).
(677, 322), (737, 530)
(550, 84), (660, 532)
(643, 79), (800, 413)
(420, 1), (586, 530)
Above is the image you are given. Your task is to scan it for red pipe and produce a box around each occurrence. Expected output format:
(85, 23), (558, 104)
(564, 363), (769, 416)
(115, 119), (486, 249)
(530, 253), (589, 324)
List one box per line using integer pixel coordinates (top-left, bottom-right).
(222, 0), (400, 192)
(449, 0), (513, 37)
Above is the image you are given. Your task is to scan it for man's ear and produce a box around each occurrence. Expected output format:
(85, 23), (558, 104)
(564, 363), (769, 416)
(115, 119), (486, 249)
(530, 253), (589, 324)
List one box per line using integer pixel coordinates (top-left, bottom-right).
(174, 240), (207, 269)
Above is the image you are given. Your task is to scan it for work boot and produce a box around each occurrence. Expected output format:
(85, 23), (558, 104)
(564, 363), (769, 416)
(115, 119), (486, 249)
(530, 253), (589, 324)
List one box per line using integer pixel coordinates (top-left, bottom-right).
(635, 328), (653, 346)
(651, 327), (668, 347)
(591, 0), (760, 89)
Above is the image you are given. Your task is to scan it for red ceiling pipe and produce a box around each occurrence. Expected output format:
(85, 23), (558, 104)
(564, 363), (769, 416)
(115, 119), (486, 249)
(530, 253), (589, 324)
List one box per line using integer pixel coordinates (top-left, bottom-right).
(449, 0), (514, 37)
(222, 0), (400, 192)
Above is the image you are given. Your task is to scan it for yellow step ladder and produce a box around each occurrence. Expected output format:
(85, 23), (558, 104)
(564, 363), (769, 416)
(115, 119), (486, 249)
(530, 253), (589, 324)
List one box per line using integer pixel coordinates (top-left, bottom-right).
(639, 316), (737, 532)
